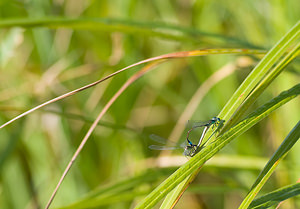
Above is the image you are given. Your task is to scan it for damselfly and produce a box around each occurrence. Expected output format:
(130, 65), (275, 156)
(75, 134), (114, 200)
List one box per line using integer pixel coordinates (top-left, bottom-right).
(186, 117), (223, 149)
(149, 117), (224, 157)
(148, 134), (198, 157)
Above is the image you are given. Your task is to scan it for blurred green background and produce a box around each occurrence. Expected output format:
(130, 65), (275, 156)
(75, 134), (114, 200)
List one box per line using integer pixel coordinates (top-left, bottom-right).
(0, 0), (299, 208)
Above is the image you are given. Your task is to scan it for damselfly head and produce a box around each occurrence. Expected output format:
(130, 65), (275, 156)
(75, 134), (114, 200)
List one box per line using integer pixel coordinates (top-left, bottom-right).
(211, 117), (221, 123)
(183, 145), (197, 157)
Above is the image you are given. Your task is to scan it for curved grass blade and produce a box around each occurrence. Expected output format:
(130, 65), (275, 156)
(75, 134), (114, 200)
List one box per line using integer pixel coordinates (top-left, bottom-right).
(0, 48), (264, 130)
(134, 84), (300, 209)
(249, 183), (300, 209)
(238, 120), (300, 208)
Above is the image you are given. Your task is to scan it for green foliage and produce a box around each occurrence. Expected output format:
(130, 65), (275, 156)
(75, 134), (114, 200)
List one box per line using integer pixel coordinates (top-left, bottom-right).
(0, 1), (299, 209)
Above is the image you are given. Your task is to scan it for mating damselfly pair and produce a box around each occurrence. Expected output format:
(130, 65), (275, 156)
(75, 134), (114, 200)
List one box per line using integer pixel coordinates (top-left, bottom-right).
(149, 117), (224, 157)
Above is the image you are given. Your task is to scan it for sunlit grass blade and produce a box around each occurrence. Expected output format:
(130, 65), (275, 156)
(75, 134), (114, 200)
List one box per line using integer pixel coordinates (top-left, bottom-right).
(58, 169), (174, 209)
(238, 120), (300, 208)
(223, 41), (300, 133)
(134, 84), (300, 209)
(248, 183), (300, 209)
(160, 167), (201, 209)
(219, 20), (300, 130)
(159, 177), (190, 209)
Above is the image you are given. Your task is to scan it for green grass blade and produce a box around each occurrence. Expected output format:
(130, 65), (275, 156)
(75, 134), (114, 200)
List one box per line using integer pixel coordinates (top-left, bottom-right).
(219, 20), (300, 128)
(159, 177), (190, 209)
(160, 166), (203, 209)
(248, 183), (300, 209)
(238, 120), (300, 208)
(134, 84), (300, 209)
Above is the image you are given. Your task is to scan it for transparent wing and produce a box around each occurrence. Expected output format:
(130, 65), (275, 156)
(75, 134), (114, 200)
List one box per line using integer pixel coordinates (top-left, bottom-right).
(149, 134), (181, 150)
(148, 145), (180, 150)
(179, 141), (189, 148)
(149, 134), (177, 145)
(187, 120), (212, 129)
